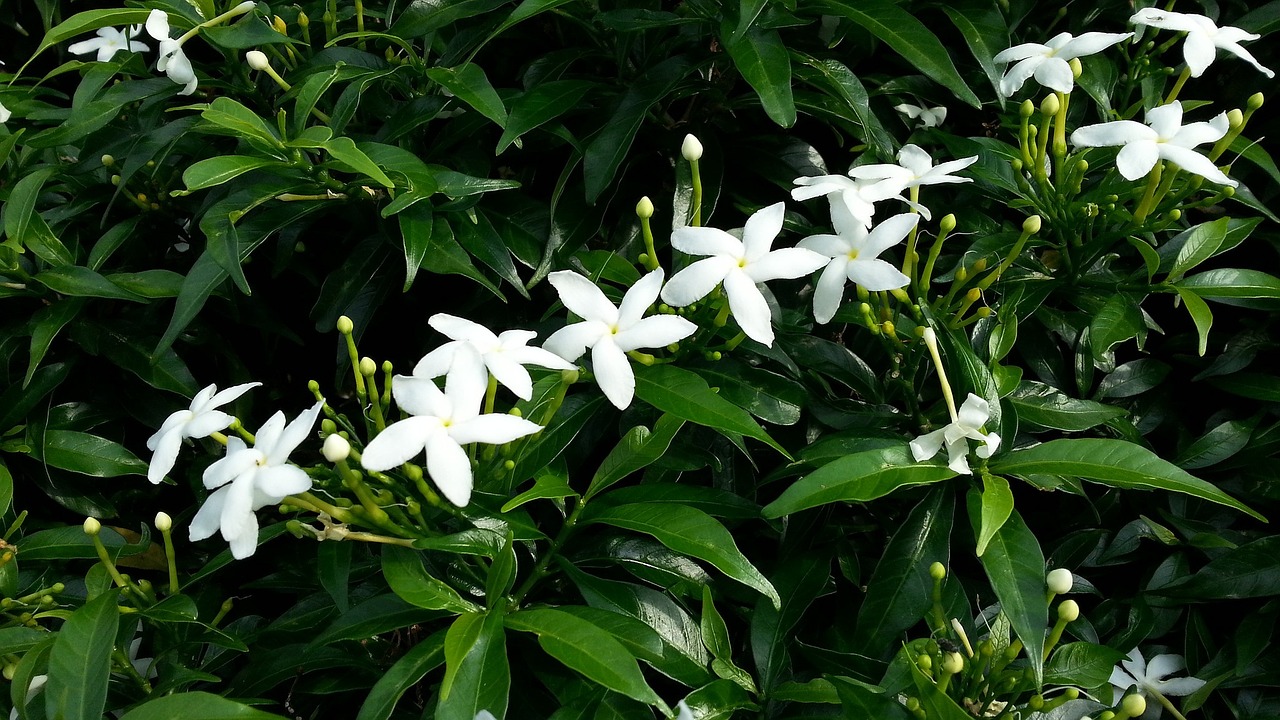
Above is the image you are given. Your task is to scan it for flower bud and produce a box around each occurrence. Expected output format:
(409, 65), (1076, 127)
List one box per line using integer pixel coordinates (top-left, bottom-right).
(966, 288), (981, 302)
(336, 316), (354, 333)
(1058, 599), (1080, 622)
(942, 651), (964, 674)
(939, 214), (956, 233)
(681, 134), (703, 162)
(1023, 215), (1042, 234)
(1248, 92), (1264, 111)
(1040, 93), (1060, 116)
(359, 357), (377, 376)
(972, 258), (988, 272)
(929, 561), (946, 580)
(1167, 208), (1181, 222)
(155, 511), (173, 533)
(272, 15), (287, 33)
(636, 196), (654, 219)
(976, 307), (992, 318)
(83, 517), (101, 536)
(1227, 108), (1244, 129)
(1120, 694), (1146, 718)
(1069, 57), (1082, 79)
(323, 434), (351, 462)
(297, 10), (310, 26)
(1020, 99), (1035, 118)
(1047, 568), (1073, 594)
(234, 1), (258, 12)
(246, 50), (270, 71)
(101, 154), (115, 167)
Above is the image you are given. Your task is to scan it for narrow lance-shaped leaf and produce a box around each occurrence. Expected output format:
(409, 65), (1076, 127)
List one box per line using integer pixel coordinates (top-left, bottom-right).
(723, 27), (796, 128)
(763, 445), (955, 517)
(46, 589), (120, 720)
(969, 499), (1047, 685)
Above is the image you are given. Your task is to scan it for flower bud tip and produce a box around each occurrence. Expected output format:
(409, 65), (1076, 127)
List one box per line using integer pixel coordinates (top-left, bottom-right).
(681, 134), (703, 162)
(1040, 93), (1061, 116)
(1047, 568), (1073, 594)
(359, 357), (377, 376)
(83, 517), (101, 536)
(929, 561), (946, 580)
(1057, 598), (1080, 622)
(1023, 215), (1042, 234)
(246, 50), (270, 71)
(336, 315), (354, 334)
(939, 214), (956, 233)
(1120, 694), (1146, 717)
(155, 512), (173, 533)
(636, 196), (654, 219)
(1248, 92), (1264, 111)
(323, 434), (351, 462)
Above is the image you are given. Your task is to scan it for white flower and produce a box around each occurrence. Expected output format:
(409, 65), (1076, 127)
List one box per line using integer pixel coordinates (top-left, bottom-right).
(847, 144), (978, 220)
(994, 31), (1132, 96)
(798, 209), (918, 324)
(544, 269), (697, 409)
(68, 25), (149, 63)
(1110, 649), (1206, 720)
(910, 392), (1001, 475)
(1131, 8), (1274, 79)
(189, 402), (323, 559)
(1070, 101), (1235, 187)
(0, 102), (9, 124)
(361, 346), (543, 506)
(896, 102), (947, 128)
(10, 675), (46, 720)
(413, 314), (574, 401)
(660, 203), (827, 347)
(146, 381), (261, 484)
(675, 701), (694, 720)
(145, 10), (198, 95)
(682, 134), (703, 162)
(791, 173), (910, 229)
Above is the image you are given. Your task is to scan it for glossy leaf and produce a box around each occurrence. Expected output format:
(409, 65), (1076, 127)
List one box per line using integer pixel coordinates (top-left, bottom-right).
(1176, 268), (1280, 300)
(763, 445), (955, 517)
(1008, 381), (1126, 431)
(426, 65), (508, 128)
(940, 0), (1008, 97)
(1173, 287), (1214, 357)
(383, 546), (482, 613)
(1166, 218), (1229, 282)
(1089, 293), (1144, 361)
(971, 502), (1046, 684)
(202, 97), (282, 149)
(437, 611), (509, 720)
(33, 266), (146, 302)
(355, 630), (446, 720)
(587, 414), (685, 500)
(796, 58), (894, 159)
(46, 589), (119, 720)
(634, 364), (789, 458)
(974, 474), (1014, 556)
(118, 692), (287, 720)
(1045, 642), (1127, 687)
(724, 28), (795, 127)
(183, 156), (284, 192)
(497, 80), (593, 153)
(38, 430), (147, 477)
(325, 137), (395, 188)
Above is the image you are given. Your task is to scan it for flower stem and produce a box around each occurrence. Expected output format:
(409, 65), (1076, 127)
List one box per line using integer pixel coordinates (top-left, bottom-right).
(689, 159), (703, 227)
(1164, 67), (1191, 105)
(902, 186), (921, 282)
(1151, 690), (1191, 720)
(1134, 162), (1164, 223)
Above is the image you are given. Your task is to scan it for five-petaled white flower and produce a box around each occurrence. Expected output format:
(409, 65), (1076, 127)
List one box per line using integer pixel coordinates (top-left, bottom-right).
(145, 10), (198, 95)
(792, 173), (911, 229)
(147, 381), (261, 484)
(798, 208), (918, 324)
(1110, 648), (1206, 720)
(68, 25), (149, 63)
(994, 31), (1132, 97)
(1071, 101), (1235, 187)
(1131, 8), (1274, 79)
(896, 102), (947, 128)
(660, 203), (827, 347)
(414, 314), (574, 401)
(190, 401), (323, 559)
(544, 269), (697, 410)
(847, 144), (978, 220)
(910, 392), (1001, 475)
(361, 345), (543, 507)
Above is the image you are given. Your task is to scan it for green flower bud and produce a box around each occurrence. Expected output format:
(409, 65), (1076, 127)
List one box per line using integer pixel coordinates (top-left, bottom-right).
(83, 517), (101, 536)
(940, 214), (956, 233)
(1023, 215), (1042, 234)
(1058, 599), (1080, 622)
(1167, 208), (1181, 221)
(321, 418), (337, 434)
(966, 288), (981, 302)
(503, 460), (515, 470)
(1248, 92), (1264, 111)
(636, 196), (654, 219)
(1040, 93), (1061, 116)
(359, 357), (377, 376)
(1047, 568), (1073, 594)
(1069, 57), (1082, 79)
(297, 10), (309, 26)
(101, 154), (115, 167)
(976, 307), (992, 318)
(1020, 99), (1036, 118)
(929, 561), (946, 580)
(509, 407), (522, 417)
(972, 258), (988, 272)
(272, 15), (287, 33)
(1227, 108), (1244, 129)
(1120, 694), (1146, 718)
(383, 360), (393, 373)
(336, 316), (354, 334)
(942, 651), (964, 674)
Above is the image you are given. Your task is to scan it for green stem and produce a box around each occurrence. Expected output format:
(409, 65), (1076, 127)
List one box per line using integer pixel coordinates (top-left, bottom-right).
(509, 498), (586, 607)
(902, 186), (921, 282)
(690, 159), (703, 227)
(1134, 163), (1164, 223)
(1164, 66), (1191, 105)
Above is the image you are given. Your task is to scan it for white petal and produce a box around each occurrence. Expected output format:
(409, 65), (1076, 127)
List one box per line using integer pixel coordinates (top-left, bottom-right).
(145, 10), (171, 41)
(723, 270), (774, 346)
(254, 464), (313, 500)
(999, 56), (1042, 97)
(670, 226), (743, 260)
(1146, 102), (1184, 140)
(957, 393), (991, 429)
(426, 433), (473, 506)
(188, 384), (219, 412)
(746, 247), (828, 283)
(832, 192), (876, 232)
(485, 353), (534, 401)
(921, 156), (978, 184)
(495, 329), (538, 348)
(444, 344), (489, 422)
(203, 443), (258, 490)
(613, 315), (697, 352)
(1182, 29), (1216, 77)
(994, 42), (1050, 63)
(791, 175), (857, 201)
(797, 233), (851, 258)
(1169, 117), (1227, 148)
(129, 40), (150, 53)
(547, 271), (618, 325)
(1130, 9), (1202, 33)
(975, 432), (1001, 459)
(1217, 41), (1274, 78)
(505, 345), (575, 372)
(1159, 145), (1235, 187)
(617, 269), (664, 329)
(449, 414), (543, 446)
(183, 410), (234, 440)
(1033, 57), (1075, 93)
(413, 343), (459, 378)
(1059, 31), (1131, 59)
(361, 417), (437, 471)
(394, 375), (448, 417)
(227, 510), (260, 559)
(847, 258), (909, 291)
(1144, 654), (1185, 682)
(266, 402), (322, 466)
(812, 258), (850, 324)
(591, 339), (635, 409)
(660, 256), (735, 306)
(543, 321), (608, 363)
(429, 313), (494, 344)
(910, 428), (946, 461)
(741, 202), (786, 261)
(944, 435), (973, 475)
(219, 477), (257, 547)
(1115, 140), (1161, 181)
(147, 429), (184, 485)
(68, 37), (106, 56)
(189, 486), (229, 541)
(147, 410), (191, 451)
(863, 213), (919, 257)
(897, 145), (934, 177)
(1071, 120), (1154, 148)
(1121, 648), (1148, 681)
(252, 412), (286, 455)
(849, 162), (912, 184)
(1154, 677), (1206, 696)
(895, 103), (923, 119)
(205, 381), (262, 411)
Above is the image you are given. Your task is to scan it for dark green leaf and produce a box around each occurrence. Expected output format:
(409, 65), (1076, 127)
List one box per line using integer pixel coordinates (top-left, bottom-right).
(1176, 268), (1280, 300)
(795, 58), (894, 159)
(1157, 536), (1280, 599)
(974, 474), (1014, 556)
(183, 156), (286, 192)
(382, 546), (482, 613)
(118, 693), (287, 720)
(38, 430), (146, 477)
(587, 414), (685, 500)
(26, 299), (85, 388)
(325, 136), (395, 188)
(355, 630), (446, 720)
(940, 1), (1007, 98)
(202, 97), (282, 150)
(46, 589), (119, 720)
(437, 611), (508, 720)
(763, 445), (955, 517)
(33, 266), (146, 302)
(634, 364), (789, 458)
(426, 65), (508, 128)
(1045, 642), (1127, 687)
(971, 503), (1046, 684)
(1008, 381), (1126, 431)
(724, 28), (795, 127)
(1089, 293), (1144, 361)
(1173, 287), (1214, 357)
(1166, 218), (1229, 282)
(497, 80), (594, 153)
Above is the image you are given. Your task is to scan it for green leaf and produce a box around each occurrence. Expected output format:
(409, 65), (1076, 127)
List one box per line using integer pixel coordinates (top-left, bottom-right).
(413, 216), (504, 300)
(829, 676), (912, 718)
(1096, 359), (1169, 400)
(325, 136), (395, 188)
(750, 553), (829, 693)
(426, 65), (508, 128)
(1166, 218), (1229, 282)
(118, 692), (288, 720)
(1174, 419), (1252, 470)
(46, 589), (119, 720)
(694, 361), (805, 426)
(818, 0), (981, 108)
(723, 28), (795, 127)
(1045, 642), (1127, 687)
(1176, 268), (1280, 300)
(453, 212), (529, 298)
(700, 587), (732, 660)
(940, 1), (1007, 98)
(38, 430), (147, 477)
(633, 364), (789, 458)
(584, 502), (780, 608)
(763, 445), (955, 517)
(382, 546), (482, 613)
(853, 487), (953, 657)
(1157, 536), (1280, 599)
(437, 611), (508, 720)
(33, 266), (147, 302)
(1173, 287), (1214, 357)
(497, 80), (594, 154)
(506, 608), (664, 708)
(25, 9), (153, 68)
(18, 525), (147, 562)
(26, 299), (85, 388)
(203, 16), (293, 49)
(355, 630), (446, 720)
(1008, 381), (1126, 431)
(974, 474), (1014, 556)
(183, 156), (285, 192)
(318, 541), (351, 612)
(989, 439), (1264, 521)
(0, 362), (71, 432)
(501, 471), (577, 513)
(971, 503), (1046, 684)
(398, 204), (433, 291)
(0, 461), (12, 517)
(312, 594), (441, 646)
(5, 168), (75, 266)
(795, 58), (894, 159)
(1089, 293), (1144, 361)
(587, 414), (685, 500)
(202, 97), (282, 150)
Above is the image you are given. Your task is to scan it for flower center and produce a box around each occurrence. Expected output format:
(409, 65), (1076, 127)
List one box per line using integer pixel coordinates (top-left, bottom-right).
(847, 249), (860, 260)
(737, 258), (748, 268)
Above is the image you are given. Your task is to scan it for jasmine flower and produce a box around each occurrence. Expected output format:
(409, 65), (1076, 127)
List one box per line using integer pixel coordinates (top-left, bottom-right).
(895, 102), (947, 128)
(798, 209), (918, 324)
(68, 25), (149, 63)
(147, 381), (261, 484)
(1131, 8), (1274, 79)
(1110, 648), (1206, 719)
(145, 10), (198, 95)
(1071, 101), (1235, 186)
(846, 144), (978, 220)
(791, 173), (911, 229)
(414, 314), (574, 401)
(994, 31), (1132, 96)
(909, 393), (1000, 475)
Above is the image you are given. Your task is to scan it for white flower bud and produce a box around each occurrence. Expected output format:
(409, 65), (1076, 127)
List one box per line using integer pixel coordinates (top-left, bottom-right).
(234, 1), (258, 12)
(245, 50), (270, 71)
(1047, 568), (1074, 594)
(681, 133), (703, 162)
(1057, 599), (1080, 622)
(323, 434), (351, 463)
(83, 517), (102, 536)
(155, 512), (173, 533)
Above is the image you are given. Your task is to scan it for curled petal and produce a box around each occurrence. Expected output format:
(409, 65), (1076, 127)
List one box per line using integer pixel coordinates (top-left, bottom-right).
(219, 478), (257, 548)
(548, 271), (619, 325)
(267, 402), (323, 466)
(254, 464), (313, 500)
(660, 256), (735, 306)
(205, 381), (262, 412)
(897, 144), (934, 178)
(1032, 56), (1075, 93)
(227, 508), (260, 559)
(147, 429), (184, 485)
(1114, 140), (1161, 181)
(591, 338), (635, 410)
(1217, 41), (1274, 78)
(413, 342), (460, 378)
(1071, 120), (1155, 148)
(145, 9), (171, 41)
(1130, 8), (1202, 33)
(910, 429), (946, 462)
(429, 313), (495, 345)
(957, 393), (991, 429)
(189, 486), (229, 541)
(848, 162), (911, 185)
(999, 56), (1042, 97)
(449, 414), (543, 446)
(182, 410), (235, 440)
(923, 156), (978, 183)
(975, 432), (1001, 459)
(426, 434), (473, 506)
(741, 202), (786, 261)
(723, 270), (774, 346)
(847, 258), (909, 292)
(613, 315), (697, 353)
(361, 416), (438, 471)
(944, 436), (973, 475)
(994, 41), (1051, 63)
(1182, 28), (1216, 77)
(148, 410), (192, 451)
(1058, 31), (1131, 59)
(1155, 676), (1206, 696)
(1144, 654), (1186, 682)
(443, 344), (488, 422)
(791, 175), (857, 201)
(1120, 648), (1148, 683)
(203, 442), (258, 490)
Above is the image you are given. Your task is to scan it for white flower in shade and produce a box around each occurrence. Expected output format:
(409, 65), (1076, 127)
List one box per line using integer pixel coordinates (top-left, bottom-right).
(0, 102), (10, 124)
(145, 10), (197, 95)
(146, 382), (261, 484)
(896, 102), (947, 128)
(1071, 101), (1235, 187)
(1130, 8), (1274, 79)
(798, 209), (918, 324)
(792, 173), (911, 229)
(994, 31), (1132, 96)
(190, 401), (323, 559)
(544, 269), (697, 410)
(660, 203), (827, 347)
(910, 392), (1001, 475)
(413, 314), (574, 401)
(1110, 649), (1206, 719)
(68, 25), (149, 63)
(361, 345), (543, 506)
(847, 145), (978, 220)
